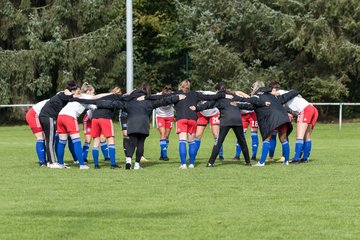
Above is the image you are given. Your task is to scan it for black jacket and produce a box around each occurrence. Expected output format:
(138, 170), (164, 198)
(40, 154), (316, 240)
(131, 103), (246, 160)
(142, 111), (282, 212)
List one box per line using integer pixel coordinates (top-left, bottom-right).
(173, 91), (226, 121)
(91, 94), (121, 119)
(245, 87), (298, 140)
(73, 92), (143, 119)
(39, 92), (73, 118)
(196, 92), (257, 126)
(97, 92), (181, 135)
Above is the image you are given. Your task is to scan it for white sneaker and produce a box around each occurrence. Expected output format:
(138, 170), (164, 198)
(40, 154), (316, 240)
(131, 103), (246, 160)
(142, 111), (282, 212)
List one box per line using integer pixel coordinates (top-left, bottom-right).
(134, 164), (143, 170)
(253, 162), (265, 167)
(283, 160), (289, 166)
(80, 165), (90, 170)
(58, 164), (70, 169)
(140, 156), (150, 163)
(48, 163), (63, 169)
(179, 164), (187, 169)
(73, 160), (79, 165)
(188, 164), (194, 169)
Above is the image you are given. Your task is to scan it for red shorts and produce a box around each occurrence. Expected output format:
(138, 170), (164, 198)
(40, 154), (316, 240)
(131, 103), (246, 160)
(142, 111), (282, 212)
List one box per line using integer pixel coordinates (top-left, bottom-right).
(197, 112), (220, 126)
(91, 118), (114, 138)
(297, 105), (318, 129)
(25, 108), (43, 134)
(241, 112), (258, 129)
(156, 116), (174, 129)
(276, 123), (289, 132)
(56, 115), (80, 135)
(82, 113), (92, 135)
(176, 119), (197, 134)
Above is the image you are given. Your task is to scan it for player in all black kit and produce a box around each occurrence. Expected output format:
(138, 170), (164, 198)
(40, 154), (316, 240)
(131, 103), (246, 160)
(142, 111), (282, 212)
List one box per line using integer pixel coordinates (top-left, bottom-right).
(191, 82), (267, 167)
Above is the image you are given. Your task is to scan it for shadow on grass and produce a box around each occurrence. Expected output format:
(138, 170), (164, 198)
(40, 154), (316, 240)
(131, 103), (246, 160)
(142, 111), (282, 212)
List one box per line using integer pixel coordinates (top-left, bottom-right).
(15, 209), (187, 219)
(141, 157), (209, 168)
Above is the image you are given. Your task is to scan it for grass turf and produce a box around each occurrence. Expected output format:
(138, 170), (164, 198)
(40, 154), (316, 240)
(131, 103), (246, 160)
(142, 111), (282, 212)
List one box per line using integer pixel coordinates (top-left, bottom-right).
(0, 123), (359, 239)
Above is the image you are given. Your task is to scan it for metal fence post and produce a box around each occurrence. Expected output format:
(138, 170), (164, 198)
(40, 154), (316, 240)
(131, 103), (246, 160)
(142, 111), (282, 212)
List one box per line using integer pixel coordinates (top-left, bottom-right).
(339, 103), (343, 130)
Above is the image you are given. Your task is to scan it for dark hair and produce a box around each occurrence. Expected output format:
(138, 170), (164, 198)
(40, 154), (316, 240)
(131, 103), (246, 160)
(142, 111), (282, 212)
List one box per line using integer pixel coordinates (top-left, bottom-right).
(162, 85), (172, 94)
(215, 82), (227, 92)
(269, 80), (281, 89)
(66, 80), (78, 91)
(140, 82), (151, 96)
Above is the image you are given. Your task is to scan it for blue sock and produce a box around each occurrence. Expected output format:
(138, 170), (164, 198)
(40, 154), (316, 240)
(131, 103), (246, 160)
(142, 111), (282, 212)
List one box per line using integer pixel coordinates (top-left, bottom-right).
(56, 139), (67, 165)
(235, 141), (241, 157)
(194, 138), (201, 153)
(55, 133), (59, 159)
(108, 144), (116, 166)
(269, 132), (277, 158)
(281, 140), (290, 161)
(36, 140), (46, 164)
(72, 138), (84, 165)
(68, 135), (77, 161)
(188, 141), (197, 165)
(260, 140), (270, 164)
(303, 139), (312, 160)
(219, 145), (224, 157)
(293, 139), (304, 161)
(251, 131), (258, 158)
(82, 142), (90, 161)
(166, 139), (169, 149)
(179, 140), (187, 165)
(160, 139), (167, 158)
(100, 141), (109, 159)
(92, 147), (99, 166)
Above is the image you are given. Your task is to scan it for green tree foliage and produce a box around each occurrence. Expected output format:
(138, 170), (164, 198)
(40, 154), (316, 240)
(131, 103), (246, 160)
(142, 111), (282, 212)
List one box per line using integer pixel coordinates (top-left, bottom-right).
(131, 0), (189, 91)
(176, 0), (360, 102)
(1, 0), (360, 122)
(1, 0), (125, 105)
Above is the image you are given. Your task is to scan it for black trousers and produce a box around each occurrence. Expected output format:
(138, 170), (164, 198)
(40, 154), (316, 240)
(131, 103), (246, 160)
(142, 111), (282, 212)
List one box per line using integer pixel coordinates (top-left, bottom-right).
(127, 133), (148, 163)
(209, 125), (250, 164)
(39, 116), (57, 164)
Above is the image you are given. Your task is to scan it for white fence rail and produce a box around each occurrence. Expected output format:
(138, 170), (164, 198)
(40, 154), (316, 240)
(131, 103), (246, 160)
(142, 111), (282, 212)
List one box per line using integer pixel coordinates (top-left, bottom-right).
(1, 103), (360, 130)
(311, 103), (360, 130)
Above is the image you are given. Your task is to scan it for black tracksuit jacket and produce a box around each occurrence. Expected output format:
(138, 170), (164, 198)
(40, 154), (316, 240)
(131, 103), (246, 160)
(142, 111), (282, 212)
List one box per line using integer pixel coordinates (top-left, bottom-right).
(195, 93), (255, 126)
(97, 91), (181, 135)
(173, 90), (226, 121)
(245, 87), (299, 140)
(39, 92), (73, 118)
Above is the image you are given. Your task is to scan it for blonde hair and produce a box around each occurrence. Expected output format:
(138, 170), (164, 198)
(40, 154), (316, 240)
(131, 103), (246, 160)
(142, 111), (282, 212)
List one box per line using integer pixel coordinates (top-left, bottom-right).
(111, 86), (122, 95)
(178, 80), (190, 93)
(81, 82), (95, 94)
(251, 81), (265, 95)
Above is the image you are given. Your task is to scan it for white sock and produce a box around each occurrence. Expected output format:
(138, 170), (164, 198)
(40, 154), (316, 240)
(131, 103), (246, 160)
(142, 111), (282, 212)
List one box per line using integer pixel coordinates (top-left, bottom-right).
(126, 157), (132, 164)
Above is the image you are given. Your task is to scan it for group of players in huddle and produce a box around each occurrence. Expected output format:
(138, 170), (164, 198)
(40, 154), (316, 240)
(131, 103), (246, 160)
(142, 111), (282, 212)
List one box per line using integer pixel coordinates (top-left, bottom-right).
(25, 79), (318, 170)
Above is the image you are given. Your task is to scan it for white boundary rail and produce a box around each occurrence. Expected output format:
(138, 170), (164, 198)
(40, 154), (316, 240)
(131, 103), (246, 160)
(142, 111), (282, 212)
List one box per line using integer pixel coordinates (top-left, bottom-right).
(311, 103), (360, 130)
(1, 103), (360, 130)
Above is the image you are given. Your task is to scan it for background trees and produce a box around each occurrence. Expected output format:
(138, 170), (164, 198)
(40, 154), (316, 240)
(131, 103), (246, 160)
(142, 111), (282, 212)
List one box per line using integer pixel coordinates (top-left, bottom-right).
(1, 0), (360, 121)
(178, 0), (360, 102)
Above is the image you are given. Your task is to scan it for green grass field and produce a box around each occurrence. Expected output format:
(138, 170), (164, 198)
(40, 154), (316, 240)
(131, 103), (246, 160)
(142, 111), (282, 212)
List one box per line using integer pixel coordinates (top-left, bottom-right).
(1, 123), (360, 239)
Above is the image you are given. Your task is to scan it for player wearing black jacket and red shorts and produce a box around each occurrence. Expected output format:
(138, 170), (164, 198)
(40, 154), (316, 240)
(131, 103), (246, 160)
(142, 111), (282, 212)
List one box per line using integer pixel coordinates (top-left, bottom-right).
(173, 80), (228, 169)
(86, 88), (122, 169)
(232, 81), (298, 166)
